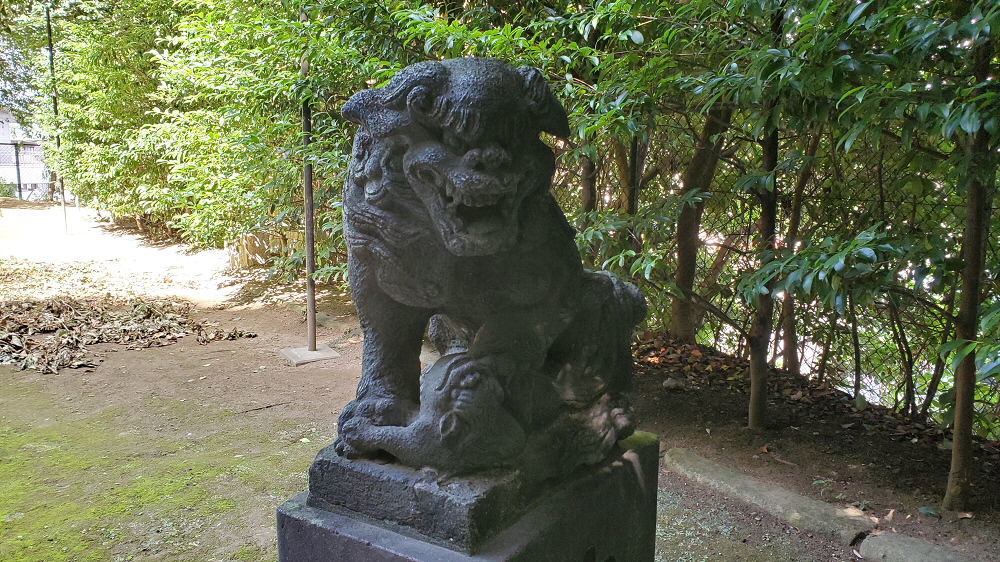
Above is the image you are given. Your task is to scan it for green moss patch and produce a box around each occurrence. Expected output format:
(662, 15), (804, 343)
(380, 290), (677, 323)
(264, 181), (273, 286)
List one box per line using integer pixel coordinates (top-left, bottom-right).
(0, 376), (318, 560)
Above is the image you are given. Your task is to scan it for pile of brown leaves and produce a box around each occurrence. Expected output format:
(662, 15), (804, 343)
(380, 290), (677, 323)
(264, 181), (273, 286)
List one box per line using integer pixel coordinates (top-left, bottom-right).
(635, 334), (999, 461)
(0, 298), (255, 374)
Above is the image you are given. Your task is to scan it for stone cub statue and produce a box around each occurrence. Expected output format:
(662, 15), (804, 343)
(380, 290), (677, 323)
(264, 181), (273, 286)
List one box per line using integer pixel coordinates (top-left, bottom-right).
(335, 57), (645, 480)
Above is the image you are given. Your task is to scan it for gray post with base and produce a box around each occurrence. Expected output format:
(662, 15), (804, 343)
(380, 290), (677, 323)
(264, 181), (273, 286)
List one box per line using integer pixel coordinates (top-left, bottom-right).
(278, 57), (658, 561)
(279, 11), (340, 368)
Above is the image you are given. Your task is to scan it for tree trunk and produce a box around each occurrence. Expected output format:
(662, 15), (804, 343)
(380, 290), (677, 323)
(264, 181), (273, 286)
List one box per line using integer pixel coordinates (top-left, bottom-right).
(888, 300), (916, 418)
(779, 130), (820, 374)
(770, 329), (781, 367)
(610, 137), (652, 251)
(626, 137), (643, 217)
(920, 286), (957, 419)
(849, 295), (862, 399)
(816, 314), (836, 383)
(609, 138), (633, 211)
(610, 136), (649, 216)
(942, 30), (995, 511)
(581, 154), (598, 213)
(748, 124), (779, 430)
(748, 2), (786, 430)
(778, 293), (797, 372)
(670, 106), (733, 341)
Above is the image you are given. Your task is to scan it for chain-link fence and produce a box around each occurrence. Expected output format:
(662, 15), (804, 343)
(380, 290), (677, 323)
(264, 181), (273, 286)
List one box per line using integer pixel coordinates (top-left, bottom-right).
(0, 142), (56, 201)
(688, 133), (987, 423)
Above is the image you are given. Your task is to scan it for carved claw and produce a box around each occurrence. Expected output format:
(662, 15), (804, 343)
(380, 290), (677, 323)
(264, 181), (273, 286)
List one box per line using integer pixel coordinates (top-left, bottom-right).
(339, 396), (416, 427)
(445, 356), (500, 394)
(610, 405), (635, 436)
(335, 417), (379, 457)
(334, 397), (415, 459)
(333, 436), (362, 458)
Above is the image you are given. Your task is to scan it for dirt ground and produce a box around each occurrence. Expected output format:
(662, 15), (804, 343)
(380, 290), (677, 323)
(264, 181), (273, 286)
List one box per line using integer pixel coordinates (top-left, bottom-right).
(0, 201), (237, 305)
(635, 377), (1000, 561)
(1, 203), (996, 561)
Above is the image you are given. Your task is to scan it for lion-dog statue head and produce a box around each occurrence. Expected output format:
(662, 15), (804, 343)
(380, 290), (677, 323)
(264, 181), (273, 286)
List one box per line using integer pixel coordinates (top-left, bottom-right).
(342, 57), (569, 257)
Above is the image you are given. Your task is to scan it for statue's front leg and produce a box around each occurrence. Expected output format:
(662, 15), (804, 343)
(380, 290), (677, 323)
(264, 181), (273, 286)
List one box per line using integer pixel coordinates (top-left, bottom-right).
(335, 286), (430, 458)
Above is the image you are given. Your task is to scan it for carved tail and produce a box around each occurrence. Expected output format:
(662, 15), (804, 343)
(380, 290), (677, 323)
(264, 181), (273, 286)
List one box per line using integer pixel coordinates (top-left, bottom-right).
(594, 270), (646, 397)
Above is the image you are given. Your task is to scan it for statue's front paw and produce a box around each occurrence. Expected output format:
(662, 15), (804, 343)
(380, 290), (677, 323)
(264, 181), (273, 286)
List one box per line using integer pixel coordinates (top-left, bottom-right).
(339, 396), (415, 427)
(334, 418), (378, 458)
(333, 436), (362, 458)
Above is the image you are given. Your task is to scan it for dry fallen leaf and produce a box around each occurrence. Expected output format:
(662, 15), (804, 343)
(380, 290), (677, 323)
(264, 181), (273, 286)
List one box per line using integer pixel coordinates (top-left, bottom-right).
(0, 297), (255, 374)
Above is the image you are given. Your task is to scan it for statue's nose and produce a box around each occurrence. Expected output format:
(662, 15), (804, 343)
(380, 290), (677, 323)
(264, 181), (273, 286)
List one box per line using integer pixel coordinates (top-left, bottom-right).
(461, 144), (510, 172)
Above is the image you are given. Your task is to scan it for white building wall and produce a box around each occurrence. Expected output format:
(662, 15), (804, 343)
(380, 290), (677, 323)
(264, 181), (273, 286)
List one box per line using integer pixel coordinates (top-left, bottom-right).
(0, 109), (52, 198)
(0, 110), (12, 144)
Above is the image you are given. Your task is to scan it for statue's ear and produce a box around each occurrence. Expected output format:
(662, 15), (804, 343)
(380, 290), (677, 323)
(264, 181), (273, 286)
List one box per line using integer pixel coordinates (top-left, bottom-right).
(342, 89), (377, 127)
(439, 412), (466, 443)
(517, 66), (570, 138)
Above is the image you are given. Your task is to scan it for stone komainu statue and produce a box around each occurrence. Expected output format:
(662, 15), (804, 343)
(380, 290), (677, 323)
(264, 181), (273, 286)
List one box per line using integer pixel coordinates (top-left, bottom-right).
(335, 57), (646, 481)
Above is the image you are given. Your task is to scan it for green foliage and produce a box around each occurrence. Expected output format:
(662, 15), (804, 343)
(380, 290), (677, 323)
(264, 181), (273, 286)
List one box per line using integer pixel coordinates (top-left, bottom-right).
(11, 0), (999, 438)
(738, 226), (904, 314)
(0, 0), (35, 117)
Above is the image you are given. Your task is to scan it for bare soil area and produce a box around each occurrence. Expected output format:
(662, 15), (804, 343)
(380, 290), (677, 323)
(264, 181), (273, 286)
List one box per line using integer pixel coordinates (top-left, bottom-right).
(0, 204), (235, 306)
(1, 303), (364, 561)
(634, 349), (1000, 561)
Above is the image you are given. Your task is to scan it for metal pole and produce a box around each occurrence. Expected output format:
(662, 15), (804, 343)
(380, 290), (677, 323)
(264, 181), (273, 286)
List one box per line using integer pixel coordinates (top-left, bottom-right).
(13, 142), (22, 199)
(46, 6), (68, 232)
(301, 10), (317, 352)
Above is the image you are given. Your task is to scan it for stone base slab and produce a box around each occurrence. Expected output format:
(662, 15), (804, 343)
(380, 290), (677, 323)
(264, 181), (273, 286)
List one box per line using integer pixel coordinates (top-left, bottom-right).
(279, 344), (340, 366)
(663, 447), (874, 544)
(277, 431), (660, 561)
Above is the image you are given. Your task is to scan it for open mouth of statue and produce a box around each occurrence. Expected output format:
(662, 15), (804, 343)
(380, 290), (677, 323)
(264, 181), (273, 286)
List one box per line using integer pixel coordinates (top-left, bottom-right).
(444, 191), (512, 236)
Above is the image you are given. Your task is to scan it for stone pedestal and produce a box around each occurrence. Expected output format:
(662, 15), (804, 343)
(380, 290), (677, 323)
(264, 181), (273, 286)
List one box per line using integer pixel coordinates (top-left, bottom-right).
(277, 431), (659, 561)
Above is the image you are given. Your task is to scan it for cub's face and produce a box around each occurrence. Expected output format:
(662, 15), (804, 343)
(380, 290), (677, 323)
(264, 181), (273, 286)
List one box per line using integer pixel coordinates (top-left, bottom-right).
(403, 129), (550, 257)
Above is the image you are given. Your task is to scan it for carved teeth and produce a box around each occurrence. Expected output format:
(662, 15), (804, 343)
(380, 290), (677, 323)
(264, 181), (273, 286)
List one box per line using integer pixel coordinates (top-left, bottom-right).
(459, 191), (504, 208)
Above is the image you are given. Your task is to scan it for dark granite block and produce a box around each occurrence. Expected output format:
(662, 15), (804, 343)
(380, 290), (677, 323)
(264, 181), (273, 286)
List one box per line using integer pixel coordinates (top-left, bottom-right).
(308, 445), (533, 552)
(278, 431), (660, 561)
(278, 493), (469, 562)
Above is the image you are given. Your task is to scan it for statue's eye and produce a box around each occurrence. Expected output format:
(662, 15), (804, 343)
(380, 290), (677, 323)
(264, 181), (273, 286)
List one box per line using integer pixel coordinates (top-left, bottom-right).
(382, 146), (404, 175)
